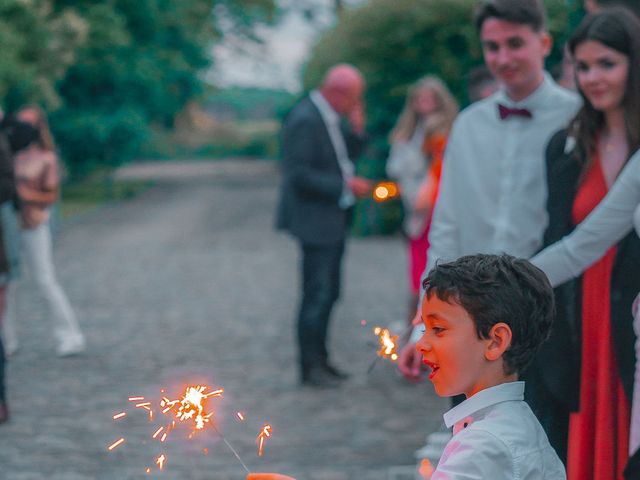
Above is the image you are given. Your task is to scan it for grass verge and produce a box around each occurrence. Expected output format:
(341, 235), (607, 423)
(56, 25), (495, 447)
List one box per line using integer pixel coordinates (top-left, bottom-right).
(60, 174), (155, 219)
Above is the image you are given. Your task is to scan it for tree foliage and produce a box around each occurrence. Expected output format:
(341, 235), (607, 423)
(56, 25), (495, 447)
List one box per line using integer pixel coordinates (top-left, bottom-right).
(1, 0), (276, 176)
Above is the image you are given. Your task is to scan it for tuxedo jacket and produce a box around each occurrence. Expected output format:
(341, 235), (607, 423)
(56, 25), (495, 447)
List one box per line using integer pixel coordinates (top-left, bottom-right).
(531, 129), (640, 409)
(275, 96), (364, 245)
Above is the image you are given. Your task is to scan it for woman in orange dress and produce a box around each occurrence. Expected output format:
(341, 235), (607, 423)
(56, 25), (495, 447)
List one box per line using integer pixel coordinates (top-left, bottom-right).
(385, 76), (458, 324)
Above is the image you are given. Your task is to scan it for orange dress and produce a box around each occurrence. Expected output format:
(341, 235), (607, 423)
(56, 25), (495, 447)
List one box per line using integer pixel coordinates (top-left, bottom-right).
(407, 133), (448, 294)
(567, 154), (630, 480)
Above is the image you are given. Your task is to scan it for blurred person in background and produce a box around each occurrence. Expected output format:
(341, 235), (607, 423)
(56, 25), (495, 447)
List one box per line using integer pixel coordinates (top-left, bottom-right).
(465, 64), (500, 103)
(0, 111), (30, 424)
(533, 8), (640, 479)
(1, 105), (85, 358)
(386, 76), (458, 326)
(275, 64), (371, 388)
(585, 0), (640, 16)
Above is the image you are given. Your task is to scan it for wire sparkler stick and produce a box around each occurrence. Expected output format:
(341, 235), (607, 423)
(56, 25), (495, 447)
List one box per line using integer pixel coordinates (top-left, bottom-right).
(212, 423), (251, 474)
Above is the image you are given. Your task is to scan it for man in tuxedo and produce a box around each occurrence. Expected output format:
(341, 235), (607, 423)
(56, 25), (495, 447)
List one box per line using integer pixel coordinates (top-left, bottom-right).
(276, 64), (372, 387)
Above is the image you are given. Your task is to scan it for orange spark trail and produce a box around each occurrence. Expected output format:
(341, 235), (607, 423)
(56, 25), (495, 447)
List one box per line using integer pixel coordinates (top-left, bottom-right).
(108, 438), (125, 451)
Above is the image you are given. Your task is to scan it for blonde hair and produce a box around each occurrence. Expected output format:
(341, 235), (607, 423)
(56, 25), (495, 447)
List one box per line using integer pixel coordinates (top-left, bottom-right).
(18, 105), (56, 152)
(390, 76), (459, 144)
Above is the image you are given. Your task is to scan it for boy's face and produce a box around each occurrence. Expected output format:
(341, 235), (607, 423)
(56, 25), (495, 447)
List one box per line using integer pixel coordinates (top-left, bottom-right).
(416, 294), (491, 398)
(480, 18), (551, 101)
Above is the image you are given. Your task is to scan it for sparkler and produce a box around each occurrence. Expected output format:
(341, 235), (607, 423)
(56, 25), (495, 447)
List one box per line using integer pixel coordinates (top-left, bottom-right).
(109, 384), (266, 475)
(365, 323), (414, 374)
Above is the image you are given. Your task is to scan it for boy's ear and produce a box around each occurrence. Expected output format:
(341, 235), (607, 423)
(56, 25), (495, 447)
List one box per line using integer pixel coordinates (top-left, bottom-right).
(484, 322), (512, 362)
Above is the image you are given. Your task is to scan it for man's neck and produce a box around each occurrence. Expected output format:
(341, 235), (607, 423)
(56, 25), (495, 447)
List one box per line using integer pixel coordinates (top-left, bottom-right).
(504, 73), (545, 103)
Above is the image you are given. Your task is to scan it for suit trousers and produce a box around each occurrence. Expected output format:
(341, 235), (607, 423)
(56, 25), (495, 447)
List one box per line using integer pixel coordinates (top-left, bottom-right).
(297, 240), (345, 373)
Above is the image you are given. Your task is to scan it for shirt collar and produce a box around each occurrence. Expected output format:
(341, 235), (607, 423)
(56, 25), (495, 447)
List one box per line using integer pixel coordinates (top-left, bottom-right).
(494, 72), (555, 113)
(443, 381), (525, 429)
(310, 90), (340, 125)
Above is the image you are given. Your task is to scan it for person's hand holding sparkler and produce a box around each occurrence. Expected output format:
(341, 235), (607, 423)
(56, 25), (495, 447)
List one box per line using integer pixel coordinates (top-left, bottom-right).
(348, 176), (373, 199)
(397, 309), (427, 382)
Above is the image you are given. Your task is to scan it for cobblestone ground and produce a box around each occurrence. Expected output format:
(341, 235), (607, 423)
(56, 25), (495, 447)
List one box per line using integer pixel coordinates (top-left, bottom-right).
(0, 161), (447, 480)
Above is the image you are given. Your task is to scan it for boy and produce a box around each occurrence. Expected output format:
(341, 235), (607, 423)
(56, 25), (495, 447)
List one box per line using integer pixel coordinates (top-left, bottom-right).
(418, 254), (565, 478)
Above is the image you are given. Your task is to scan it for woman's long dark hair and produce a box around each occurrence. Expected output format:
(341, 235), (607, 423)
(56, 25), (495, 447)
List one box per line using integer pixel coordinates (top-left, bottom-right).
(568, 7), (640, 173)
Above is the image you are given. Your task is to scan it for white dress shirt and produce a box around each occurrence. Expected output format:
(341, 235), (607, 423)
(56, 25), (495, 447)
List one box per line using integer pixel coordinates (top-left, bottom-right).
(531, 148), (640, 286)
(309, 90), (355, 208)
(434, 382), (566, 479)
(425, 74), (580, 275)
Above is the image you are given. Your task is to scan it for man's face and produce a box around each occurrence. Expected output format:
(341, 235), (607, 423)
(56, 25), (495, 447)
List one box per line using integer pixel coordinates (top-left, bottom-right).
(332, 80), (364, 116)
(416, 294), (489, 398)
(481, 18), (551, 101)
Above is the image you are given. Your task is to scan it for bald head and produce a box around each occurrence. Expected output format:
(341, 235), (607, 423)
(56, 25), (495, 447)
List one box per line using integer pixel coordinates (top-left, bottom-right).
(319, 64), (365, 115)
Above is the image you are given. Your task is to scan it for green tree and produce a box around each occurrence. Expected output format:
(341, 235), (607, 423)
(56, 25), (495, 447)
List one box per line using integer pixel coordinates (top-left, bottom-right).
(0, 0), (86, 110)
(1, 0), (276, 176)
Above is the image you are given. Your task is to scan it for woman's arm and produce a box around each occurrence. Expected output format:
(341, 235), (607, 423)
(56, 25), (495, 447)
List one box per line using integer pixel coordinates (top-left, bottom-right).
(532, 150), (640, 286)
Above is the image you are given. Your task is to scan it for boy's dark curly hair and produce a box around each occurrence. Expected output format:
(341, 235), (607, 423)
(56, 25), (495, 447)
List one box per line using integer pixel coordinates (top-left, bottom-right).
(423, 253), (554, 376)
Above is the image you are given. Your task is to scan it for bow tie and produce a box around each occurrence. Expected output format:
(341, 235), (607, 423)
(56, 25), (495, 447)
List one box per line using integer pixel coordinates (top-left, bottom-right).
(498, 104), (533, 120)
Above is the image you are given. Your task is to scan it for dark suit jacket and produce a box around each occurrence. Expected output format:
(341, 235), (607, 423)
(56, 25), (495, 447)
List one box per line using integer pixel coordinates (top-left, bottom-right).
(530, 129), (640, 408)
(275, 96), (364, 245)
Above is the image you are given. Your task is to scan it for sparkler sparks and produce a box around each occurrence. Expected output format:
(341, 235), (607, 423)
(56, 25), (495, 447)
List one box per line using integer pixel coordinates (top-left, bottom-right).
(109, 384), (268, 475)
(156, 453), (166, 470)
(373, 327), (399, 361)
(365, 323), (411, 374)
(256, 424), (272, 457)
(108, 438), (125, 451)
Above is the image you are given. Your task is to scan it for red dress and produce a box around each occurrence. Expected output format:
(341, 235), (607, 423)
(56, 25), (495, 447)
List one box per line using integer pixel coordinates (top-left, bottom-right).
(408, 133), (447, 294)
(567, 154), (630, 480)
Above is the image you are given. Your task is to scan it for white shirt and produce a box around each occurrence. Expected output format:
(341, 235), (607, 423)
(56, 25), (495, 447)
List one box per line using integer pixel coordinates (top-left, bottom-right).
(309, 90), (355, 208)
(425, 75), (580, 275)
(531, 149), (640, 286)
(434, 382), (566, 480)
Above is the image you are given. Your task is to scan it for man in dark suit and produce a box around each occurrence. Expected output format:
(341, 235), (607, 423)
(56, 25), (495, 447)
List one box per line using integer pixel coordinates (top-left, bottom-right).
(276, 64), (372, 387)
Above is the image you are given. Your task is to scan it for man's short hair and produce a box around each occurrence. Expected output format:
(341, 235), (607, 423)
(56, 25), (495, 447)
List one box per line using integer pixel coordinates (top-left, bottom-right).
(423, 254), (554, 375)
(475, 0), (547, 32)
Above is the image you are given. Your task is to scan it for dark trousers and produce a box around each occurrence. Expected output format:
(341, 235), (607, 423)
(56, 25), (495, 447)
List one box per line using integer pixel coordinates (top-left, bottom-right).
(523, 369), (570, 465)
(625, 447), (640, 479)
(297, 240), (345, 374)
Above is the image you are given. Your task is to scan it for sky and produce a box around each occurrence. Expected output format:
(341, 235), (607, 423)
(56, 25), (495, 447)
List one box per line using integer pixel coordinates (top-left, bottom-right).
(209, 0), (364, 92)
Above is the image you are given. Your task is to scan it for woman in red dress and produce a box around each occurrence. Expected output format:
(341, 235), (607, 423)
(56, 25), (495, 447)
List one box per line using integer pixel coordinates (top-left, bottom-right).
(544, 8), (640, 478)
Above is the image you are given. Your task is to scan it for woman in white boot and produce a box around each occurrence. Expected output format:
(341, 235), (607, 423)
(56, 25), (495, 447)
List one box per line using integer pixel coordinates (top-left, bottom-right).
(2, 105), (84, 357)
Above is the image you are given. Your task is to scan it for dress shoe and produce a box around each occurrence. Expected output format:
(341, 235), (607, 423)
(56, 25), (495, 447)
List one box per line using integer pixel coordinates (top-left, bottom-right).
(322, 363), (350, 380)
(0, 401), (9, 425)
(301, 366), (341, 388)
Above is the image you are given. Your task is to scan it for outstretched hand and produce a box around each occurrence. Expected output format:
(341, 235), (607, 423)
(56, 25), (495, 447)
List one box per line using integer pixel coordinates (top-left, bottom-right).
(247, 474), (296, 480)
